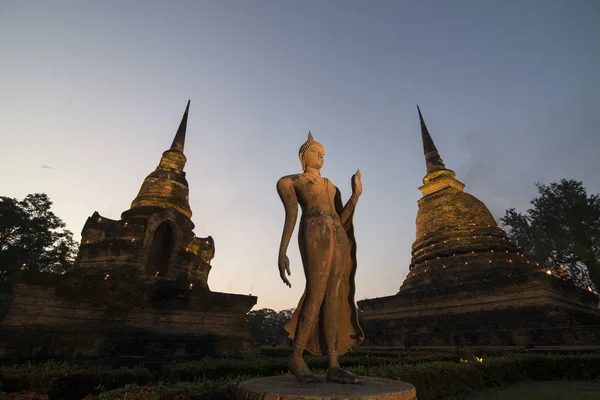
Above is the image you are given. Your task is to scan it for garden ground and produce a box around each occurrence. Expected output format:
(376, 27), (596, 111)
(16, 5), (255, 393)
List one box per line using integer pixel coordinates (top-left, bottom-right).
(0, 347), (599, 399)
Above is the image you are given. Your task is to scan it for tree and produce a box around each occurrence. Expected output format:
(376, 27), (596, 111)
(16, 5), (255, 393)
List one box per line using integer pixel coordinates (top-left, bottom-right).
(501, 179), (600, 292)
(245, 308), (295, 346)
(0, 193), (78, 293)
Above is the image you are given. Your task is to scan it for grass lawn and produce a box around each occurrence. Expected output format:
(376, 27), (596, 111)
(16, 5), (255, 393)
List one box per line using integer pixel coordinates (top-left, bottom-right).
(445, 380), (600, 400)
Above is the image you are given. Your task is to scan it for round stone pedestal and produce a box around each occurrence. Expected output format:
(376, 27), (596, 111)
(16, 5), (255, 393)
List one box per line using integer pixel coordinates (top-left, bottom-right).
(237, 375), (416, 400)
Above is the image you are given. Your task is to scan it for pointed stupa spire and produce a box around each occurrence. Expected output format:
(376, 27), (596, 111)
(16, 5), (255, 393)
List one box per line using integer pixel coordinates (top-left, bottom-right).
(129, 100), (192, 217)
(417, 105), (446, 174)
(170, 100), (190, 153)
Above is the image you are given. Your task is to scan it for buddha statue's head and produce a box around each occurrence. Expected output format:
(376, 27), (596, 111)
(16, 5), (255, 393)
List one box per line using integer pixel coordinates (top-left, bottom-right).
(299, 131), (324, 171)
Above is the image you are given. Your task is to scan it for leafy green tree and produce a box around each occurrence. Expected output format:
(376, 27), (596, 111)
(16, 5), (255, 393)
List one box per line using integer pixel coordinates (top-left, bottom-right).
(501, 179), (600, 292)
(0, 193), (78, 293)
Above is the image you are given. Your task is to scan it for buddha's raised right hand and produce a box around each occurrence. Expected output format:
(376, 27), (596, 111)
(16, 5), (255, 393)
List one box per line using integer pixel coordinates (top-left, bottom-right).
(278, 253), (292, 287)
(351, 169), (362, 199)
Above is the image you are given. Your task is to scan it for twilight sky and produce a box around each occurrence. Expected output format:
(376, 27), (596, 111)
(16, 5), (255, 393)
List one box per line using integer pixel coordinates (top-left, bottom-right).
(1, 0), (599, 310)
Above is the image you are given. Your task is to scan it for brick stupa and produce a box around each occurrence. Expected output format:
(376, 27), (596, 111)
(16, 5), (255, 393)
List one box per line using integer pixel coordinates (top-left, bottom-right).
(358, 107), (600, 347)
(1, 101), (258, 362)
(76, 100), (214, 287)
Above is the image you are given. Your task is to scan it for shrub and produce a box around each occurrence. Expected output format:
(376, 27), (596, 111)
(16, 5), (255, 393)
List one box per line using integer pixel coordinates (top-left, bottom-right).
(158, 358), (288, 383)
(0, 392), (48, 400)
(47, 367), (153, 400)
(0, 361), (75, 394)
(92, 384), (160, 400)
(348, 361), (482, 399)
(93, 377), (254, 400)
(0, 372), (29, 394)
(6, 361), (72, 395)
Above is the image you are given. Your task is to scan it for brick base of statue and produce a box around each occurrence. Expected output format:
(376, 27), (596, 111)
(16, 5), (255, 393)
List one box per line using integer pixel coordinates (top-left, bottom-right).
(237, 375), (417, 400)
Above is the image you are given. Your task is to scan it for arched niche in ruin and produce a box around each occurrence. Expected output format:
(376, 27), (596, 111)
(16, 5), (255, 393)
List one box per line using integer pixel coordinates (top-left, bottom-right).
(146, 221), (176, 277)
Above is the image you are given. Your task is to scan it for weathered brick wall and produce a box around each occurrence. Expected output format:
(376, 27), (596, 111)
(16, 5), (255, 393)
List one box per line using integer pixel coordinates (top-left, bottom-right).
(130, 149), (192, 218)
(359, 273), (600, 347)
(401, 253), (538, 295)
(0, 270), (258, 361)
(415, 187), (498, 240)
(359, 306), (600, 348)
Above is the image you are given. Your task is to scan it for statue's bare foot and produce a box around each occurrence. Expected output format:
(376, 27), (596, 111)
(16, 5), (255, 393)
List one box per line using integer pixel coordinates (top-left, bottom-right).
(326, 367), (366, 384)
(288, 355), (320, 383)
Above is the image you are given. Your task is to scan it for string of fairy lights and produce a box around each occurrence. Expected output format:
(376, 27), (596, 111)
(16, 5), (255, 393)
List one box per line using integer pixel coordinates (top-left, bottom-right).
(411, 220), (538, 270)
(102, 272), (195, 290)
(411, 249), (532, 269)
(86, 214), (214, 291)
(405, 253), (595, 294)
(400, 268), (597, 296)
(83, 215), (211, 249)
(415, 223), (504, 238)
(22, 215), (594, 295)
(413, 224), (509, 254)
(405, 222), (597, 294)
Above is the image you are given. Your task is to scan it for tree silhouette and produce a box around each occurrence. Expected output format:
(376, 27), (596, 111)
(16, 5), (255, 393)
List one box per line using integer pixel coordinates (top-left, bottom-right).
(501, 179), (600, 292)
(245, 308), (295, 346)
(0, 193), (77, 293)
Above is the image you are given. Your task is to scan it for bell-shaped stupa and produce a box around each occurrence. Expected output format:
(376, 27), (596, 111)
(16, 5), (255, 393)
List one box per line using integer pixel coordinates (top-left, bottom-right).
(358, 107), (600, 348)
(400, 106), (527, 296)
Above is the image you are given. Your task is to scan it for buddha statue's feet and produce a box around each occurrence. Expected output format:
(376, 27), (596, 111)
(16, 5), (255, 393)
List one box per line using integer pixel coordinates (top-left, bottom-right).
(288, 355), (320, 383)
(326, 367), (366, 384)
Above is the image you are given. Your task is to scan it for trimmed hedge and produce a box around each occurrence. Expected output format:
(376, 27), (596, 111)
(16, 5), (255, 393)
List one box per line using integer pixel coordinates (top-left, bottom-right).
(86, 355), (600, 400)
(1, 353), (599, 400)
(158, 353), (461, 383)
(347, 354), (600, 399)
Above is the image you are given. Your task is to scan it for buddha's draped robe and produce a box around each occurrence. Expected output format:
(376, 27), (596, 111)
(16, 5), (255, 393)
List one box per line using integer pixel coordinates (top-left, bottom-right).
(284, 190), (364, 356)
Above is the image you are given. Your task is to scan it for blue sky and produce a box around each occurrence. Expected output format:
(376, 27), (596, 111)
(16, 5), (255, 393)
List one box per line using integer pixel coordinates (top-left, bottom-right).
(1, 0), (599, 310)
